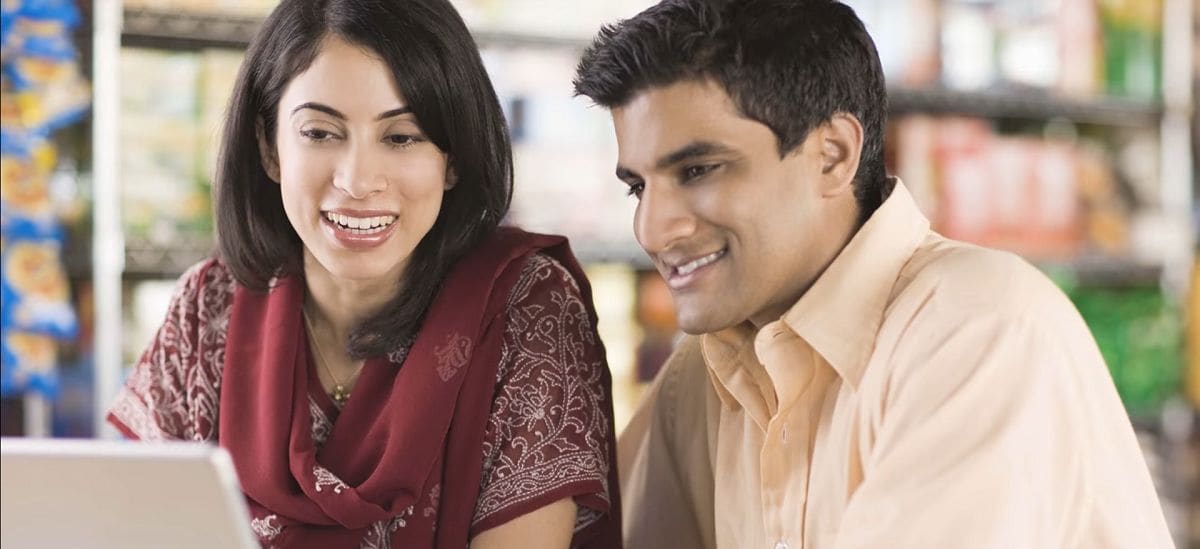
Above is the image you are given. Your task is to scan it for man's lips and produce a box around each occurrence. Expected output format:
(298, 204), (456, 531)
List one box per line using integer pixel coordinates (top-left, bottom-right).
(671, 248), (726, 276)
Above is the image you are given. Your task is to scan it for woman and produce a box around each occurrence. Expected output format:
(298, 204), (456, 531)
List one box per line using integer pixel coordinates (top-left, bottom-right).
(106, 1), (621, 547)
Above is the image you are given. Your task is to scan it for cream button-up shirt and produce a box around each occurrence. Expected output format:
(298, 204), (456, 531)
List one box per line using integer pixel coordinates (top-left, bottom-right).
(619, 180), (1174, 548)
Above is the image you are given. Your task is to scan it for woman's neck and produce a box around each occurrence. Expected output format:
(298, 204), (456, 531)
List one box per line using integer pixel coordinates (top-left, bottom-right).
(301, 252), (404, 347)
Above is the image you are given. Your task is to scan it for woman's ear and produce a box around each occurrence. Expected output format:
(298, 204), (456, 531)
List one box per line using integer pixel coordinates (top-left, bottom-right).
(256, 118), (281, 182)
(444, 162), (458, 191)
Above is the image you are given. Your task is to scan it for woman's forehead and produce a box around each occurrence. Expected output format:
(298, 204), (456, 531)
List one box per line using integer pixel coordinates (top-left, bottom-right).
(280, 36), (407, 117)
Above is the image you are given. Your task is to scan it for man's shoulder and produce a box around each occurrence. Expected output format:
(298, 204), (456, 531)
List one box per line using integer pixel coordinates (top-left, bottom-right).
(644, 335), (717, 421)
(894, 234), (1071, 320)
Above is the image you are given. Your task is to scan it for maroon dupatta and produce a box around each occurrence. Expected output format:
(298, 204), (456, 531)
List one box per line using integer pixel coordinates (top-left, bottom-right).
(218, 227), (621, 547)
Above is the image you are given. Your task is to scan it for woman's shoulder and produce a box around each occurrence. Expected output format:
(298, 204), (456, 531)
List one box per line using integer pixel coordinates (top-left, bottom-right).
(505, 251), (581, 308)
(172, 256), (239, 310)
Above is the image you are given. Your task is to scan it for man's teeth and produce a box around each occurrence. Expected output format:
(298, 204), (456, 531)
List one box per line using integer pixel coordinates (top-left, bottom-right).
(676, 250), (724, 276)
(325, 212), (397, 232)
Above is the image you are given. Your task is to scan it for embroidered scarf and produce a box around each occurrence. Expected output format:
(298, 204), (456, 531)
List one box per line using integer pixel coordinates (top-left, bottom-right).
(219, 228), (621, 547)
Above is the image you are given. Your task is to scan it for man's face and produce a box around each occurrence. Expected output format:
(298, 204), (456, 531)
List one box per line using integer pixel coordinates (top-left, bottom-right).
(612, 79), (860, 334)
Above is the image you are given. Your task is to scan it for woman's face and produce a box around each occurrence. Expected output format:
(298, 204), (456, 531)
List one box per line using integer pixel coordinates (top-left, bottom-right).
(264, 35), (453, 286)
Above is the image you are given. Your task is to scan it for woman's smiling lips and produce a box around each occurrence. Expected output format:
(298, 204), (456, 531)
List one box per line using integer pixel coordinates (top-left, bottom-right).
(320, 208), (400, 249)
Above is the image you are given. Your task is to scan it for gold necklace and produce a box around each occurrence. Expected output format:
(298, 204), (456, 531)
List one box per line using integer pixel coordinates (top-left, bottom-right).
(301, 309), (364, 405)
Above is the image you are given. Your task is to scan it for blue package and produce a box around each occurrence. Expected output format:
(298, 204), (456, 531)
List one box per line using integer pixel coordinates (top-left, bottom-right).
(0, 239), (77, 339)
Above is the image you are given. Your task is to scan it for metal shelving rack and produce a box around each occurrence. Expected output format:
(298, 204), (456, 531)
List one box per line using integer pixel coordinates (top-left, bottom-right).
(888, 86), (1163, 128)
(121, 7), (594, 51)
(91, 4), (1195, 437)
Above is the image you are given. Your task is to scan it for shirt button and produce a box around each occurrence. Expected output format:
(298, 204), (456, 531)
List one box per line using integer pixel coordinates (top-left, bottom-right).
(775, 542), (789, 549)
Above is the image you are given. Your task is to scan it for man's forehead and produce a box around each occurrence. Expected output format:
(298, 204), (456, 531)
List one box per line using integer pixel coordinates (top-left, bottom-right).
(611, 81), (761, 169)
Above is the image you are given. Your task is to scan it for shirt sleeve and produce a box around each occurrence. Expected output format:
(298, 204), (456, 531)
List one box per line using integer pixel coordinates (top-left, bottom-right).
(833, 311), (1093, 549)
(619, 335), (719, 549)
(106, 259), (231, 442)
(470, 253), (614, 537)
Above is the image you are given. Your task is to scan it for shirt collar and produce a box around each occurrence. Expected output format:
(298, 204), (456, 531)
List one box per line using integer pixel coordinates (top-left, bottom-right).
(702, 178), (930, 400)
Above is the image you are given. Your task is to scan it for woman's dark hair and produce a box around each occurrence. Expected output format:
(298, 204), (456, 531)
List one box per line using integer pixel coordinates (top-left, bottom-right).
(573, 0), (889, 223)
(216, 0), (512, 358)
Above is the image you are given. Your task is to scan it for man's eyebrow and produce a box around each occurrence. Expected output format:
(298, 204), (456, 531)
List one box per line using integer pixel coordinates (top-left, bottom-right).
(615, 141), (736, 183)
(655, 141), (736, 170)
(291, 103), (413, 121)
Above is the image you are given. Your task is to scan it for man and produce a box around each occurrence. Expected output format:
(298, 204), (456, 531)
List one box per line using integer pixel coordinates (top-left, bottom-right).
(573, 1), (1174, 547)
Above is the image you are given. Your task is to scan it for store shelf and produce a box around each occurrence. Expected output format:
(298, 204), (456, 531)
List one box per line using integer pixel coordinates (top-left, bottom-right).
(124, 237), (214, 279)
(121, 8), (591, 51)
(1037, 256), (1164, 288)
(121, 9), (1163, 128)
(122, 8), (262, 50)
(471, 29), (590, 50)
(888, 87), (1163, 128)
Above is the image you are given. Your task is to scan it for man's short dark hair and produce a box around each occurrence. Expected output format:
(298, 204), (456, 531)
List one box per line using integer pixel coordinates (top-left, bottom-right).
(216, 0), (512, 358)
(573, 0), (889, 221)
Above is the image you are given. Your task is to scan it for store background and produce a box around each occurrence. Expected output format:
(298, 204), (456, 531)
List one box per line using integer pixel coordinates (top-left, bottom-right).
(0, 0), (1196, 545)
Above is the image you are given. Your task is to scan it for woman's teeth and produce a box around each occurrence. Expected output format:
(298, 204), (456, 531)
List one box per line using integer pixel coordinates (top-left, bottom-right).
(676, 250), (724, 276)
(324, 212), (397, 233)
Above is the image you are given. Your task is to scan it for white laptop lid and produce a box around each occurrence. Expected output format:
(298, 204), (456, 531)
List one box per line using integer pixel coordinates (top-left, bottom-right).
(1, 438), (258, 549)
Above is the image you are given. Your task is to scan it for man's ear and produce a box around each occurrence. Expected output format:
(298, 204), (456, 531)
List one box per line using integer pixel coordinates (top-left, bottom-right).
(816, 112), (863, 198)
(256, 118), (281, 183)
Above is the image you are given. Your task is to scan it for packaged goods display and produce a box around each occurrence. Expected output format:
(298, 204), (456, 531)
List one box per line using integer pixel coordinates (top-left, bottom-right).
(0, 0), (89, 398)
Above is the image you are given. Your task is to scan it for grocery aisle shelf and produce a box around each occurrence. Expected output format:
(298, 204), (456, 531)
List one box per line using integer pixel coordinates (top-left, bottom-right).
(123, 238), (215, 279)
(122, 9), (1165, 129)
(121, 8), (591, 51)
(889, 87), (1163, 128)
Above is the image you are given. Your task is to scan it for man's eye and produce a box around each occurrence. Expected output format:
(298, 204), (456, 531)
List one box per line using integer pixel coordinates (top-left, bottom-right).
(682, 164), (719, 181)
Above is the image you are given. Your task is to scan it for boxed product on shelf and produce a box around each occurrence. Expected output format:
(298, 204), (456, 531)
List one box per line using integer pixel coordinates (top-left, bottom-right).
(452, 0), (653, 40)
(1068, 283), (1183, 419)
(1190, 257), (1200, 409)
(1056, 0), (1103, 97)
(120, 47), (211, 250)
(582, 264), (639, 431)
(843, 0), (940, 87)
(0, 0), (89, 401)
(199, 49), (244, 185)
(888, 115), (1145, 261)
(940, 1), (998, 90)
(1099, 0), (1163, 100)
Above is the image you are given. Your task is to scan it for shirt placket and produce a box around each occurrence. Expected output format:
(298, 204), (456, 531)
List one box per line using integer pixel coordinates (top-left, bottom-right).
(762, 407), (809, 549)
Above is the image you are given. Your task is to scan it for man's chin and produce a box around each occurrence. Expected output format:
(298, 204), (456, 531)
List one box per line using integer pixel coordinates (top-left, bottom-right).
(675, 304), (744, 335)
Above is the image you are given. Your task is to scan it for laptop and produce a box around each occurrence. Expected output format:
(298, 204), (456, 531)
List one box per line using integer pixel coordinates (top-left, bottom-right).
(1, 437), (258, 549)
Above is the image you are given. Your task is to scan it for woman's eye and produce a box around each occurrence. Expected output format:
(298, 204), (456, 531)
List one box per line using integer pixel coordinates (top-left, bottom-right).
(385, 134), (422, 148)
(300, 128), (336, 141)
(625, 181), (645, 199)
(682, 163), (719, 181)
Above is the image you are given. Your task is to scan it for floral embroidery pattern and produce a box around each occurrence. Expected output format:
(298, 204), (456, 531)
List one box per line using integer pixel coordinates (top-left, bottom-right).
(110, 254), (611, 538)
(250, 514), (283, 541)
(423, 483), (440, 519)
(473, 254), (611, 531)
(434, 333), (472, 382)
(108, 260), (235, 442)
(313, 465), (349, 494)
(309, 397), (332, 449)
(360, 507), (413, 549)
(385, 335), (415, 366)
